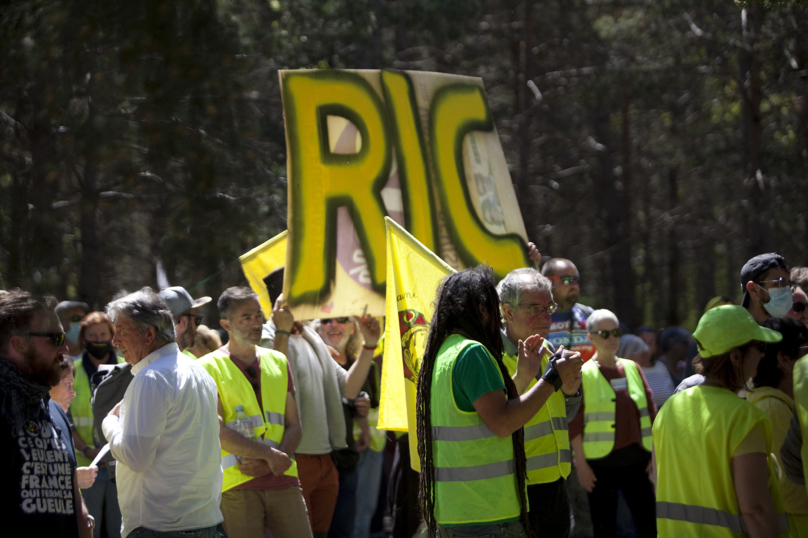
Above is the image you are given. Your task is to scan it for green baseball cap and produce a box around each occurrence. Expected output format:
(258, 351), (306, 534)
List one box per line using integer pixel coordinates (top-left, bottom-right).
(693, 305), (782, 358)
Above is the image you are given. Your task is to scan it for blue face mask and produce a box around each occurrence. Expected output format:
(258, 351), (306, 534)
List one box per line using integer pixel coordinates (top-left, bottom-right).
(763, 287), (793, 318)
(65, 324), (81, 344)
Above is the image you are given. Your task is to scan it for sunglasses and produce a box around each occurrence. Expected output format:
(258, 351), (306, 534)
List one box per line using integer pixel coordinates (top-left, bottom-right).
(28, 332), (66, 346)
(792, 302), (807, 313)
(322, 317), (350, 324)
(549, 275), (580, 286)
(595, 329), (622, 339)
(181, 314), (203, 326)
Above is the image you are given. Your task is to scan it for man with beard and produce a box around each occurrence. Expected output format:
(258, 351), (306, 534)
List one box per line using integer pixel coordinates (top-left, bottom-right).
(158, 286), (211, 358)
(542, 258), (596, 362)
(0, 289), (93, 537)
(199, 287), (311, 538)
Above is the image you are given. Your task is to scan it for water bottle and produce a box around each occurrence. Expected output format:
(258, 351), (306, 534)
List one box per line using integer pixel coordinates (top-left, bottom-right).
(232, 405), (257, 461)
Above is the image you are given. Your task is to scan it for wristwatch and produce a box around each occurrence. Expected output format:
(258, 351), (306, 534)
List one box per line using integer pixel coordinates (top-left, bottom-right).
(541, 354), (564, 392)
(81, 446), (92, 457)
(87, 515), (95, 530)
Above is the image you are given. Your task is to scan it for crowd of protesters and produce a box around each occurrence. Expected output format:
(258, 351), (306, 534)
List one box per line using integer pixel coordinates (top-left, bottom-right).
(4, 247), (808, 538)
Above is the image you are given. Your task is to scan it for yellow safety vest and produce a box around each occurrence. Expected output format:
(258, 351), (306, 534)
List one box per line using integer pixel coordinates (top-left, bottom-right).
(581, 358), (652, 459)
(795, 356), (808, 492)
(72, 355), (125, 466)
(501, 340), (571, 484)
(654, 385), (789, 536)
(430, 334), (522, 525)
(182, 348), (197, 360)
(199, 347), (298, 491)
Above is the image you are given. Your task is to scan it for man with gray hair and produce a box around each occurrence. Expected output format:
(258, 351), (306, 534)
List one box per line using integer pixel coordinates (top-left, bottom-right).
(102, 288), (223, 538)
(497, 268), (583, 538)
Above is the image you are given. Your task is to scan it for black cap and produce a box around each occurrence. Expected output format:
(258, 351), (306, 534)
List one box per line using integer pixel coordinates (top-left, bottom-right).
(740, 253), (789, 308)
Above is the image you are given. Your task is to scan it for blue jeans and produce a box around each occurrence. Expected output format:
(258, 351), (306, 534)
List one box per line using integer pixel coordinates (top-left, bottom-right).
(352, 449), (384, 538)
(126, 525), (221, 538)
(329, 467), (359, 538)
(436, 521), (525, 538)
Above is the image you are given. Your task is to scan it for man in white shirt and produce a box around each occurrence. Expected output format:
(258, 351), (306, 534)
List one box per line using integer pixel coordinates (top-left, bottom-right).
(102, 288), (223, 538)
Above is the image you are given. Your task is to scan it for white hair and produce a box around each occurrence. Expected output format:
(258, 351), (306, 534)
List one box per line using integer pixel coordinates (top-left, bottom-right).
(107, 287), (176, 344)
(496, 268), (552, 307)
(586, 309), (619, 333)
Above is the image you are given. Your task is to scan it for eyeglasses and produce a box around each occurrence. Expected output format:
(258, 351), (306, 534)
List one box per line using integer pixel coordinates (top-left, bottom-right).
(595, 329), (622, 339)
(181, 314), (203, 326)
(322, 317), (350, 324)
(548, 275), (580, 286)
(28, 332), (66, 346)
(792, 302), (807, 313)
(757, 277), (790, 289)
(512, 302), (558, 316)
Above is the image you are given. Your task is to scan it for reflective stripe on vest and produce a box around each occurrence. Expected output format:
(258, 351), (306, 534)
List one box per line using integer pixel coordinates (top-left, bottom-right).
(72, 355), (125, 466)
(431, 335), (522, 525)
(199, 347), (298, 491)
(581, 358), (652, 459)
(501, 339), (571, 483)
(657, 501), (788, 534)
(654, 385), (790, 538)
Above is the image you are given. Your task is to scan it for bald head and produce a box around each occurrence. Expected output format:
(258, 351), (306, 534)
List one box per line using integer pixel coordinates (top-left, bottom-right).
(541, 258), (580, 311)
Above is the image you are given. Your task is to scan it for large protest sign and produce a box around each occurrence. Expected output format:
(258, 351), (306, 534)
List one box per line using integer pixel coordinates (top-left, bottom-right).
(378, 217), (455, 471)
(279, 69), (530, 319)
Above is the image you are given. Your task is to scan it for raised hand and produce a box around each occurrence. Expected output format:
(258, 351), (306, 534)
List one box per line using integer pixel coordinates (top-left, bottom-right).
(272, 294), (294, 333)
(355, 315), (381, 348)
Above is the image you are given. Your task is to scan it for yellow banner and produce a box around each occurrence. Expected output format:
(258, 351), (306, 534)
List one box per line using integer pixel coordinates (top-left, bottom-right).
(239, 230), (287, 317)
(280, 69), (529, 320)
(379, 217), (455, 471)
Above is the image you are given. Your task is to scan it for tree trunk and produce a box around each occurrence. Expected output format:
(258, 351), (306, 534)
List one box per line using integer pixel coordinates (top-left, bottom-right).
(739, 4), (770, 257)
(592, 101), (634, 328)
(666, 167), (679, 326)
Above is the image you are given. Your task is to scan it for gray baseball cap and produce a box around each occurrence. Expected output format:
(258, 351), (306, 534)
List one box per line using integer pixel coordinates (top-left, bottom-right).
(158, 286), (212, 317)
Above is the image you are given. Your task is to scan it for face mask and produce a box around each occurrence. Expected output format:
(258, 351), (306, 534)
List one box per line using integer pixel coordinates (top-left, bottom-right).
(85, 341), (114, 360)
(65, 324), (81, 344)
(763, 287), (793, 318)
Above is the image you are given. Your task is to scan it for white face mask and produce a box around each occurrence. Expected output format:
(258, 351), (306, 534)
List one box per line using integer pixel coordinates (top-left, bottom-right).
(763, 286), (793, 318)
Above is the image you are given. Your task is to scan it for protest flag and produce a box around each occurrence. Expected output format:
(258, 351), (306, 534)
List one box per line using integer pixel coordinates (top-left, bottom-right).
(239, 230), (287, 317)
(378, 217), (455, 471)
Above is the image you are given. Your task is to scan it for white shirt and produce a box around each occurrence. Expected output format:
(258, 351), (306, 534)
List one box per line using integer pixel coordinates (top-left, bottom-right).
(103, 343), (223, 536)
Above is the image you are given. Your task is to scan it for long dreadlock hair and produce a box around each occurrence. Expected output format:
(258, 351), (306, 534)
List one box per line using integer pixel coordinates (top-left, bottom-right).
(416, 265), (531, 537)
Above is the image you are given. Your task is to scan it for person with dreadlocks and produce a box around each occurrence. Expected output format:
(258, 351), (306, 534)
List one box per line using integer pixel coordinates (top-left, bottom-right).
(417, 266), (583, 538)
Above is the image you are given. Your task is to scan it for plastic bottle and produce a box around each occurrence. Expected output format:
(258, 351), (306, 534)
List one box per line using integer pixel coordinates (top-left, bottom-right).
(232, 405), (257, 461)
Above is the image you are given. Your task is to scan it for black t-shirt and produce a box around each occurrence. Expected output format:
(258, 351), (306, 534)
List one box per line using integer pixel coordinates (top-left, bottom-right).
(0, 392), (79, 538)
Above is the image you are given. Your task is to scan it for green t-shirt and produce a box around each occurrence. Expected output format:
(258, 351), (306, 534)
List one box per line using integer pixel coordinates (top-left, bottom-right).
(452, 343), (506, 412)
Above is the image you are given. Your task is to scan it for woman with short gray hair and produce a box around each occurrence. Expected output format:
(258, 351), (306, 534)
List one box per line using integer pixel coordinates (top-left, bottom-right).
(569, 309), (657, 537)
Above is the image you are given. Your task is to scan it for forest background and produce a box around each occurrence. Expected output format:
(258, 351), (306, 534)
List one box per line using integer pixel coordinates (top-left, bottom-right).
(1, 0), (806, 332)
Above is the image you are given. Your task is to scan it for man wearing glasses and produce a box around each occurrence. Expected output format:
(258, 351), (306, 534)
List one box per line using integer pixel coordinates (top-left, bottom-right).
(740, 253), (792, 324)
(158, 286), (212, 359)
(0, 290), (93, 537)
(541, 258), (596, 362)
(497, 268), (583, 538)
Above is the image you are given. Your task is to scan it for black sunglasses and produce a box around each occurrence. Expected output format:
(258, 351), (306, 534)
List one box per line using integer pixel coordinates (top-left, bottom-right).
(181, 314), (203, 326)
(595, 329), (622, 339)
(322, 317), (350, 324)
(793, 302), (807, 313)
(28, 332), (66, 346)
